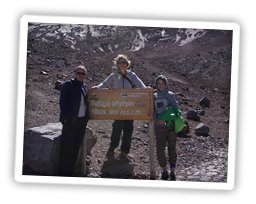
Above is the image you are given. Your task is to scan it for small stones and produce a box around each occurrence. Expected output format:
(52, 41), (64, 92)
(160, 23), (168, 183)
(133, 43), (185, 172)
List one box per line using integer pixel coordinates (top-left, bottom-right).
(41, 70), (48, 75)
(176, 135), (228, 182)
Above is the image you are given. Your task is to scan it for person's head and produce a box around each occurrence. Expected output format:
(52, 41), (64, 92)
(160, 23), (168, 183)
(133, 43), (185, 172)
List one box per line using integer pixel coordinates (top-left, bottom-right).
(155, 75), (168, 92)
(113, 54), (131, 75)
(74, 65), (87, 82)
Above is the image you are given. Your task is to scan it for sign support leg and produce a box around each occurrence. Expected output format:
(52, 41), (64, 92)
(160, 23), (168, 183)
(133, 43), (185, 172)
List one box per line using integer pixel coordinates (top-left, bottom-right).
(149, 120), (156, 179)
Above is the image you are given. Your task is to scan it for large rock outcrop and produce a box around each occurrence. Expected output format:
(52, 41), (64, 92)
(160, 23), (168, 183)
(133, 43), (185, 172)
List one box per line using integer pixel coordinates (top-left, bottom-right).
(22, 122), (97, 176)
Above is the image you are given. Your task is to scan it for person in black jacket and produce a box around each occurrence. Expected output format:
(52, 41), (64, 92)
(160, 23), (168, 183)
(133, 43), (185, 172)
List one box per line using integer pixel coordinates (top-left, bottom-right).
(58, 65), (89, 176)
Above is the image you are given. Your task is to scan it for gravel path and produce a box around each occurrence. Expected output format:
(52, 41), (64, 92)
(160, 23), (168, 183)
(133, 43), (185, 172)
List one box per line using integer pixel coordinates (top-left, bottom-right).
(176, 136), (228, 182)
(87, 120), (229, 183)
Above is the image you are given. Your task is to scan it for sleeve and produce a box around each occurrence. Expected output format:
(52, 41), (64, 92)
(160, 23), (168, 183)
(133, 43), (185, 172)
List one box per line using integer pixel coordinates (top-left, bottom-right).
(132, 72), (146, 88)
(59, 81), (71, 122)
(168, 92), (178, 109)
(96, 73), (114, 88)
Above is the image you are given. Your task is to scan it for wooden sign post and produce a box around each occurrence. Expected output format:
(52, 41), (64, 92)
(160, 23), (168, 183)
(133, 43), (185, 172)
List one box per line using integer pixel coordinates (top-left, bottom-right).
(87, 88), (156, 179)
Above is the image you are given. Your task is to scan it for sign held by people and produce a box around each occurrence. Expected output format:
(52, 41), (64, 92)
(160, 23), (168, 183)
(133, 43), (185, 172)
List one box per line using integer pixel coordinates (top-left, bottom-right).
(88, 88), (153, 120)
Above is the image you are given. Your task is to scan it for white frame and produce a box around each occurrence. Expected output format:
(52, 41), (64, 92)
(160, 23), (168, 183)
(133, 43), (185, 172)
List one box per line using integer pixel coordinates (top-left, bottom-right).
(15, 14), (240, 190)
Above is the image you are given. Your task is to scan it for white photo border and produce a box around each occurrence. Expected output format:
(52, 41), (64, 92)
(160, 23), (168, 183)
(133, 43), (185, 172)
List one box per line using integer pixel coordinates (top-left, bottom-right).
(15, 14), (240, 190)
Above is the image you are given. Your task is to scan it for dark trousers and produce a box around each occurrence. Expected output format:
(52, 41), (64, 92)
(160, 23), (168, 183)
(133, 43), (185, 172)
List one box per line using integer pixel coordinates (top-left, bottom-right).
(154, 127), (177, 168)
(58, 118), (87, 176)
(110, 120), (134, 154)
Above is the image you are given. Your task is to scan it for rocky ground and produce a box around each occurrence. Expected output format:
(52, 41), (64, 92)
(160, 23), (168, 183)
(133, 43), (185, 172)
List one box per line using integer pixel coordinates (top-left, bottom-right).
(23, 23), (232, 182)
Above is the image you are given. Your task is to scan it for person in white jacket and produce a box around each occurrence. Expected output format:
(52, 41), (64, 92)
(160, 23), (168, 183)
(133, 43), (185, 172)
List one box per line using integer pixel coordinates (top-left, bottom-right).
(92, 54), (146, 159)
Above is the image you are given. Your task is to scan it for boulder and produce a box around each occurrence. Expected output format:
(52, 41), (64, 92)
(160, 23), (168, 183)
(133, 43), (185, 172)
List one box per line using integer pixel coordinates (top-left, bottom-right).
(22, 122), (97, 176)
(186, 110), (200, 121)
(194, 123), (210, 136)
(101, 157), (135, 178)
(200, 97), (210, 107)
(22, 122), (62, 175)
(75, 127), (97, 176)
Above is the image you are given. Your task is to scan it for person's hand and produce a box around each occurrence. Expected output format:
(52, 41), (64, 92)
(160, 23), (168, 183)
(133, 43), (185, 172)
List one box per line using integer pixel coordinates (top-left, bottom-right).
(91, 86), (99, 89)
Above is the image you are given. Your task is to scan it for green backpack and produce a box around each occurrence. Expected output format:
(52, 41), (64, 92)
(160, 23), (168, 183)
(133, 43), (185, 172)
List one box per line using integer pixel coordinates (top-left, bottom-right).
(159, 107), (185, 133)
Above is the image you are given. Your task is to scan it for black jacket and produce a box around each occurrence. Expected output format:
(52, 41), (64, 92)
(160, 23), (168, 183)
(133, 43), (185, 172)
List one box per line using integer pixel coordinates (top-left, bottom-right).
(59, 78), (89, 123)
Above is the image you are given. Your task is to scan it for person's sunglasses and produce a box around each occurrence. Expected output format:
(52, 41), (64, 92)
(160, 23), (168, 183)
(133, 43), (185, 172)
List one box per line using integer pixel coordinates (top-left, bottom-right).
(76, 72), (86, 76)
(118, 59), (128, 65)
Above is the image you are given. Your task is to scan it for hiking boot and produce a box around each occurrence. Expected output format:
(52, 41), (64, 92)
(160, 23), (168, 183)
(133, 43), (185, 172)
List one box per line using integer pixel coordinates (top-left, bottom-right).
(119, 151), (128, 160)
(169, 172), (176, 181)
(106, 147), (115, 159)
(160, 171), (169, 180)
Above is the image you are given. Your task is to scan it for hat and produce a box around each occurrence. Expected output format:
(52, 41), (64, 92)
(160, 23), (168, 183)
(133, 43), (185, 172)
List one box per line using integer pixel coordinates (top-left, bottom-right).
(75, 65), (87, 73)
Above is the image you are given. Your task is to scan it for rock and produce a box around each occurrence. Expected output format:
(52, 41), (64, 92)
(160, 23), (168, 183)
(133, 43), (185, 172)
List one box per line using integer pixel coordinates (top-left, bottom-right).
(199, 97), (210, 107)
(142, 129), (147, 133)
(196, 108), (205, 116)
(75, 127), (98, 176)
(144, 123), (149, 128)
(194, 123), (210, 136)
(213, 88), (219, 92)
(23, 122), (97, 176)
(57, 73), (67, 79)
(54, 80), (64, 90)
(183, 120), (190, 133)
(41, 71), (48, 75)
(177, 132), (191, 138)
(186, 110), (200, 121)
(22, 122), (62, 176)
(101, 158), (135, 178)
(85, 127), (97, 155)
(97, 129), (106, 134)
(177, 120), (190, 137)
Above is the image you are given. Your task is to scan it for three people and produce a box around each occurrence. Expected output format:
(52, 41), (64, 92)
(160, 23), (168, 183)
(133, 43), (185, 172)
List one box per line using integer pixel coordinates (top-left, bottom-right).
(153, 75), (178, 181)
(58, 65), (89, 176)
(58, 55), (179, 181)
(92, 54), (146, 159)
